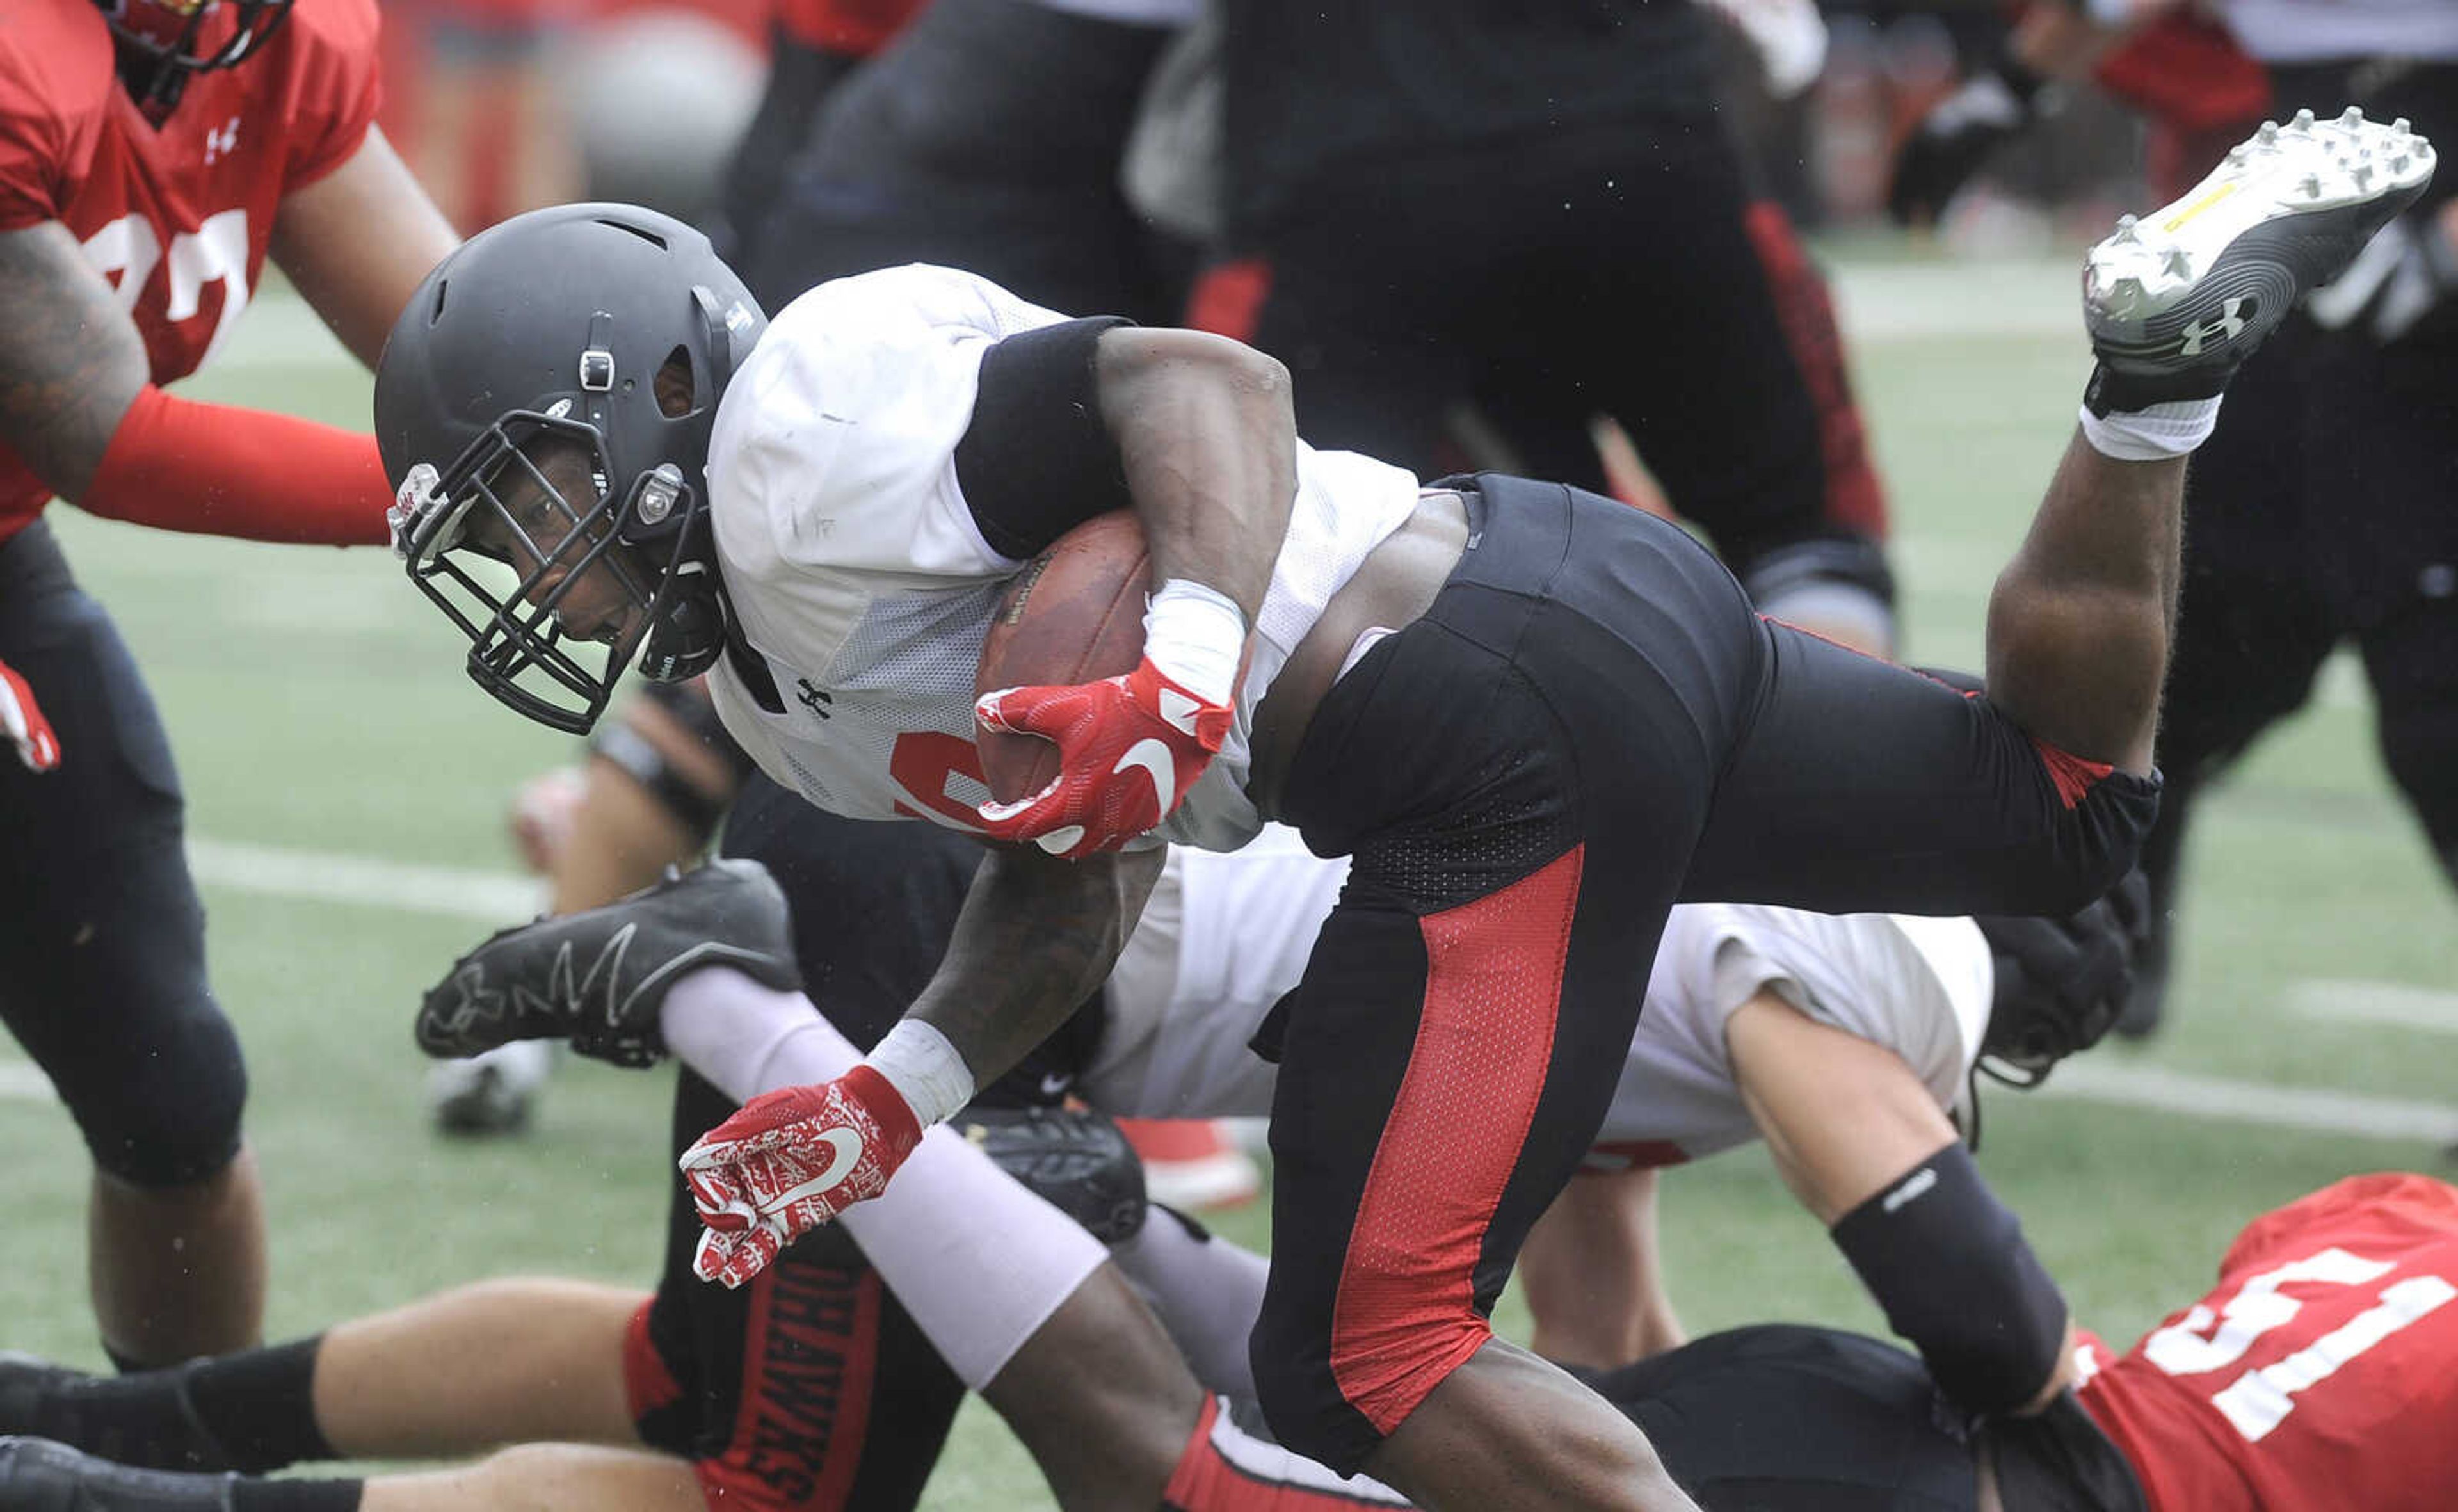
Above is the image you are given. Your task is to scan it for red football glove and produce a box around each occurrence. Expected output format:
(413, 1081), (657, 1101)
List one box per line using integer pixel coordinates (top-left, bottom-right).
(677, 1065), (923, 1289)
(0, 655), (59, 773)
(974, 657), (1232, 858)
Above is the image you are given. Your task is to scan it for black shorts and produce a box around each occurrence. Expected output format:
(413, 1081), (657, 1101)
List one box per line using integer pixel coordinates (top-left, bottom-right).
(1189, 116), (1890, 599)
(0, 519), (243, 1188)
(1592, 1325), (1979, 1512)
(739, 0), (1182, 323)
(1250, 476), (2158, 1471)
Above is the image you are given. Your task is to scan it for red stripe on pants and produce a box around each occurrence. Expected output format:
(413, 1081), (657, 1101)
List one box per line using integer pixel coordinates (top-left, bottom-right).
(1330, 846), (1585, 1434)
(695, 1262), (885, 1510)
(1187, 257), (1274, 343)
(1742, 201), (1888, 538)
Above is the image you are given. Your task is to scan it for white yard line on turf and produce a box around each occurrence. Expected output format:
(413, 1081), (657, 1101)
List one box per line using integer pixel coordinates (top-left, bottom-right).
(2288, 979), (2458, 1036)
(2037, 1061), (2458, 1146)
(185, 837), (541, 925)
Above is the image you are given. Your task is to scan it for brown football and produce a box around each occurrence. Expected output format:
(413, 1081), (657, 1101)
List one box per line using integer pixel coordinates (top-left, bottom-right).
(975, 510), (1151, 805)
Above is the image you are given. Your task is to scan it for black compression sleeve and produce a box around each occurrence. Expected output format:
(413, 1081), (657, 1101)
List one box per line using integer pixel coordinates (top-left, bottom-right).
(1829, 1142), (2068, 1417)
(954, 316), (1135, 559)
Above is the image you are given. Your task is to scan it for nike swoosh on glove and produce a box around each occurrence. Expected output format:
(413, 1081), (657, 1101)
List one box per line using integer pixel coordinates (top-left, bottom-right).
(0, 656), (59, 772)
(974, 657), (1231, 858)
(679, 1065), (924, 1289)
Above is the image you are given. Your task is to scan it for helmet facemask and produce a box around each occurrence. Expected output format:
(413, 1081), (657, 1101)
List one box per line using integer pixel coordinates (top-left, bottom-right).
(101, 0), (296, 113)
(394, 406), (705, 736)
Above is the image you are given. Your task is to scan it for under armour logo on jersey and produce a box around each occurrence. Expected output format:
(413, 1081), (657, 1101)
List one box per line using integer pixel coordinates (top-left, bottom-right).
(204, 117), (241, 165)
(2180, 297), (2251, 355)
(796, 679), (833, 719)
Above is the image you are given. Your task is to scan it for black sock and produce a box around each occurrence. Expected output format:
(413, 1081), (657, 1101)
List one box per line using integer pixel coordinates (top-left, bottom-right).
(32, 1337), (331, 1474)
(182, 1338), (337, 1472)
(230, 1477), (364, 1512)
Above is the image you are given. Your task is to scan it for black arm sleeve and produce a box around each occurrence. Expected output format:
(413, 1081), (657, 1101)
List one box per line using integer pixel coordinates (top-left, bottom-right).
(954, 316), (1137, 560)
(1829, 1141), (2069, 1418)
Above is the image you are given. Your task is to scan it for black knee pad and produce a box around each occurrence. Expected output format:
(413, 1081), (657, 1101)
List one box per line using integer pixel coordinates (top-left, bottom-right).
(72, 983), (248, 1190)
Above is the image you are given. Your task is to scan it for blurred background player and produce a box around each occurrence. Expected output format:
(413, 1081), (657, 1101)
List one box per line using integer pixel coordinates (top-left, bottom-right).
(1185, 0), (1900, 655)
(0, 0), (459, 1366)
(1888, 0), (2458, 1040)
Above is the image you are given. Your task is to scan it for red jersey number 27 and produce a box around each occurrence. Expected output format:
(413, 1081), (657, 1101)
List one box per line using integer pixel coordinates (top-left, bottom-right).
(2140, 1246), (2456, 1442)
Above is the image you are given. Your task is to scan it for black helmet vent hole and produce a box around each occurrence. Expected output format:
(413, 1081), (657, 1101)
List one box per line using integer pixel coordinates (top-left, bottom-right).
(598, 219), (671, 250)
(655, 346), (695, 419)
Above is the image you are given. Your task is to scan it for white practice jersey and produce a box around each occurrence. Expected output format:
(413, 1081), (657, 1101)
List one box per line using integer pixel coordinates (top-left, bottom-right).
(2219, 0), (2458, 63)
(701, 264), (1422, 852)
(1084, 826), (1995, 1161)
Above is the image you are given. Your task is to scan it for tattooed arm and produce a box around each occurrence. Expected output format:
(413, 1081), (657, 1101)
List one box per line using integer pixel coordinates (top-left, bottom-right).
(0, 219), (391, 543)
(0, 221), (149, 502)
(908, 840), (1168, 1085)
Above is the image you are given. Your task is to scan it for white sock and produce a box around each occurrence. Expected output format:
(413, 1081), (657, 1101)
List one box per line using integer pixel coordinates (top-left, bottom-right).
(2078, 395), (2223, 460)
(658, 969), (1108, 1390)
(1110, 1209), (1271, 1405)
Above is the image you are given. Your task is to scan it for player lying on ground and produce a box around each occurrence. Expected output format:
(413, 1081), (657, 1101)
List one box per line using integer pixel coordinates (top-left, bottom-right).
(0, 823), (2143, 1512)
(10, 969), (2457, 1512)
(374, 113), (2432, 1511)
(426, 779), (2144, 1420)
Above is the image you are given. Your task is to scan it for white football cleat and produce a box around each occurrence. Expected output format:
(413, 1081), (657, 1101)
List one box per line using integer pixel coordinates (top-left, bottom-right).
(2084, 106), (2435, 414)
(428, 1042), (557, 1138)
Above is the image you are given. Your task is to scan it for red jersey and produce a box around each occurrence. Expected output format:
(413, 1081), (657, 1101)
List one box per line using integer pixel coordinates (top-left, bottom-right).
(0, 0), (382, 543)
(2076, 1173), (2458, 1512)
(772, 0), (920, 57)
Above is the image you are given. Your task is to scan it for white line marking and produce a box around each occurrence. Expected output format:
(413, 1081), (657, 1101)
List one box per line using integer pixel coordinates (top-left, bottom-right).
(2039, 1061), (2458, 1146)
(185, 837), (540, 924)
(2289, 979), (2458, 1036)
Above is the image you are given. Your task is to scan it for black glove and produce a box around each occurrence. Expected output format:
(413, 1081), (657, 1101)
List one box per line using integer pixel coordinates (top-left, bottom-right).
(1975, 866), (2151, 1086)
(1888, 49), (2050, 228)
(2305, 208), (2458, 346)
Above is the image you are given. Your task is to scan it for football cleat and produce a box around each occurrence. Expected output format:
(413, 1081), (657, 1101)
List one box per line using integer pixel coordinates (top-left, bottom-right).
(426, 1042), (558, 1138)
(2084, 106), (2435, 415)
(952, 1106), (1149, 1244)
(416, 859), (802, 1068)
(0, 1436), (235, 1511)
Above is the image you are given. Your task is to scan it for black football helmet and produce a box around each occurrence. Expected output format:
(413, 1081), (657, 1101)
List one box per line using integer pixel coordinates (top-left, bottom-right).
(99, 1), (296, 110)
(376, 203), (766, 736)
(1974, 865), (2154, 1089)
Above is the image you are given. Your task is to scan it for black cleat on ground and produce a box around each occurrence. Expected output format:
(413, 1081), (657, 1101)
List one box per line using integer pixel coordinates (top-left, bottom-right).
(417, 858), (803, 1068)
(0, 1436), (235, 1512)
(2084, 107), (2435, 415)
(952, 1105), (1149, 1245)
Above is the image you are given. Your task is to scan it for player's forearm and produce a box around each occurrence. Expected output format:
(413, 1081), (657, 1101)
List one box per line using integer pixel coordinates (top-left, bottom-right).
(1096, 328), (1297, 626)
(905, 840), (1165, 1101)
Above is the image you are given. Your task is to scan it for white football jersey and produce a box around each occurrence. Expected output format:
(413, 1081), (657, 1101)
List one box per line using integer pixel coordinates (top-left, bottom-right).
(701, 264), (1423, 851)
(1083, 826), (1995, 1162)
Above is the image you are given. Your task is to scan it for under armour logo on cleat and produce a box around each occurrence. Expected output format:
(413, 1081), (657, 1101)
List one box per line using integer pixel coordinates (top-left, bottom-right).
(2181, 297), (2252, 355)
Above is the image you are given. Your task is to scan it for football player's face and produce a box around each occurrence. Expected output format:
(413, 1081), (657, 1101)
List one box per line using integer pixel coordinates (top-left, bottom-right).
(470, 443), (643, 645)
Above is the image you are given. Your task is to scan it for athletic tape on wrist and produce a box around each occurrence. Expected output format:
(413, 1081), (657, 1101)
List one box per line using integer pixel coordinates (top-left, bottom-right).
(1143, 579), (1246, 706)
(2076, 395), (2222, 461)
(867, 1019), (976, 1129)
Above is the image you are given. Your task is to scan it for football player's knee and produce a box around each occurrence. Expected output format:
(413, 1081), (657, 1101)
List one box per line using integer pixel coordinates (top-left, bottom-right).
(73, 990), (248, 1190)
(1247, 1276), (1490, 1472)
(2011, 762), (2164, 918)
